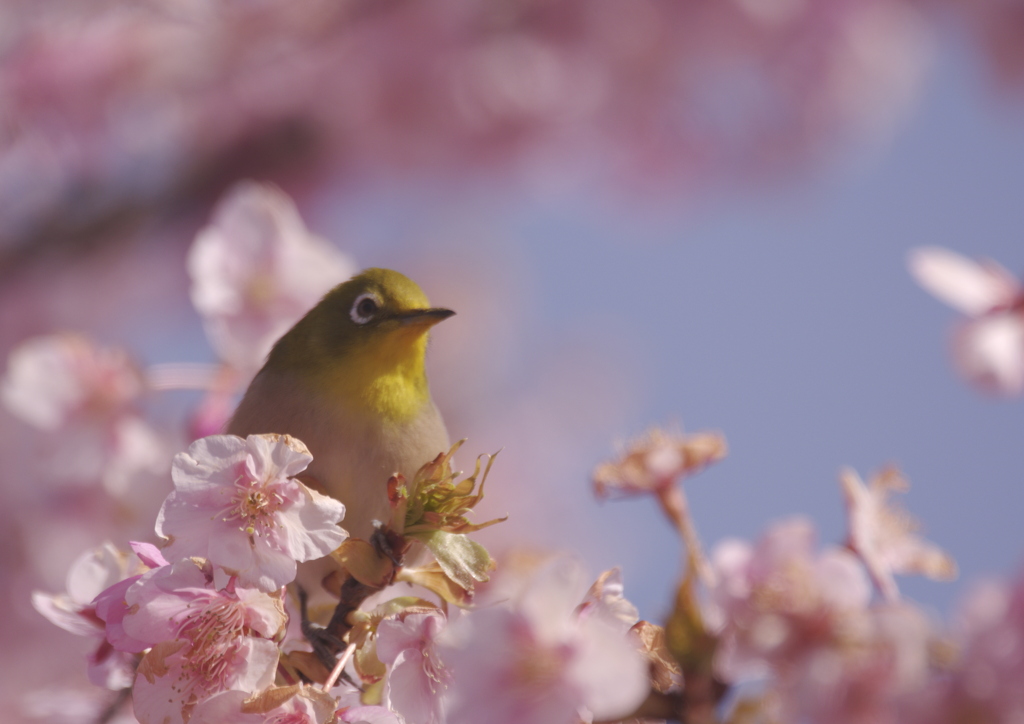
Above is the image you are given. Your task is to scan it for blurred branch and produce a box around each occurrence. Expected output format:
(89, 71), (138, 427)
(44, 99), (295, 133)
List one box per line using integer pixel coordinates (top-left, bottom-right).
(0, 115), (321, 281)
(0, 0), (410, 278)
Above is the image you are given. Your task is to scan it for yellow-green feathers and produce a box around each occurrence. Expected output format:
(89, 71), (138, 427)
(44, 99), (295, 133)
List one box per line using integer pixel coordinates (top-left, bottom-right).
(228, 268), (453, 545)
(263, 268), (451, 423)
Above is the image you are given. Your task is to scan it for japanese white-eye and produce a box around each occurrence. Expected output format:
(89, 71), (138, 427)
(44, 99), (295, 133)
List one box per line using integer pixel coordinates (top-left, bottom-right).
(228, 267), (453, 551)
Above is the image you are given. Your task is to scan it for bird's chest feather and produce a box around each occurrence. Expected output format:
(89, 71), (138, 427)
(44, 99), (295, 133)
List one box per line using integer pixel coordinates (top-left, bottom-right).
(227, 371), (449, 537)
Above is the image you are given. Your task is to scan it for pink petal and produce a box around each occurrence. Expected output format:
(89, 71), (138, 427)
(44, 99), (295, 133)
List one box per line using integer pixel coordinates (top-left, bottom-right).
(953, 314), (1024, 395)
(129, 542), (169, 570)
(32, 592), (100, 637)
(339, 707), (404, 724)
(908, 246), (1019, 315)
(572, 614), (649, 720)
(66, 543), (131, 604)
(93, 576), (149, 653)
(815, 548), (872, 609)
(122, 561), (209, 645)
(235, 587), (287, 639)
(517, 557), (588, 643)
(386, 648), (443, 724)
(189, 690), (256, 724)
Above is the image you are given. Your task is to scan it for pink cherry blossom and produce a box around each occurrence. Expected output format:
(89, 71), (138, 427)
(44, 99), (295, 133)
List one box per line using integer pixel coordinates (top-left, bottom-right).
(157, 433), (348, 591)
(1, 333), (168, 495)
(91, 542), (171, 656)
(377, 608), (450, 724)
(188, 182), (356, 374)
(907, 573), (1024, 723)
(120, 558), (286, 724)
(338, 707), (404, 724)
(592, 428), (727, 499)
(440, 556), (648, 724)
(841, 467), (957, 602)
(576, 567), (640, 632)
(908, 246), (1024, 395)
(190, 685), (337, 724)
(781, 602), (932, 724)
(592, 428), (725, 583)
(709, 517), (872, 681)
(1, 333), (143, 431)
(0, 0), (936, 250)
(33, 542), (136, 637)
(32, 541), (146, 689)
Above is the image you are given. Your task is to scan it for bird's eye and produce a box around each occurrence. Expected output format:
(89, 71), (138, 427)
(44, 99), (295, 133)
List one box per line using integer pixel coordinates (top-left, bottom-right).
(350, 293), (380, 324)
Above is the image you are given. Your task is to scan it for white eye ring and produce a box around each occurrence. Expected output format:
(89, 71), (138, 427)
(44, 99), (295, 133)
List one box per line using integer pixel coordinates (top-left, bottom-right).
(350, 293), (381, 324)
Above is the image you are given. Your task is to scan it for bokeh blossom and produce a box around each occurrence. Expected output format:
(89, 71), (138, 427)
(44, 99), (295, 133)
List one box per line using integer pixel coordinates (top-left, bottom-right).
(440, 556), (648, 724)
(7, 3), (1024, 722)
(1, 333), (142, 431)
(188, 182), (355, 374)
(1, 333), (167, 495)
(0, 0), (940, 252)
(903, 571), (1024, 723)
(377, 608), (450, 724)
(709, 517), (872, 680)
(783, 602), (933, 724)
(31, 542), (145, 690)
(841, 466), (957, 602)
(593, 427), (726, 584)
(157, 433), (348, 592)
(21, 687), (139, 724)
(593, 428), (727, 500)
(577, 567), (640, 632)
(909, 246), (1024, 395)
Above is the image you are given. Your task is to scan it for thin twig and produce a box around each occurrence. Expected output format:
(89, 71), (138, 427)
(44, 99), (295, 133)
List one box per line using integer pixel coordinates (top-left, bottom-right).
(659, 484), (716, 588)
(321, 642), (357, 691)
(95, 687), (132, 724)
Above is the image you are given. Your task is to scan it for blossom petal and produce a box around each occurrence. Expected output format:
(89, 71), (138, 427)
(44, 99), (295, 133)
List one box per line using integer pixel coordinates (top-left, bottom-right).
(908, 246), (1018, 315)
(953, 313), (1024, 395)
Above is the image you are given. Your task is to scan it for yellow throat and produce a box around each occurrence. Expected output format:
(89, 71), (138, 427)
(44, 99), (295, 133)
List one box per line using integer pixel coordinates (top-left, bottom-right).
(263, 268), (453, 424)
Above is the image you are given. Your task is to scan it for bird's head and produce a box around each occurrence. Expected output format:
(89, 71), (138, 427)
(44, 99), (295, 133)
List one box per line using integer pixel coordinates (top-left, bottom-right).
(266, 268), (453, 410)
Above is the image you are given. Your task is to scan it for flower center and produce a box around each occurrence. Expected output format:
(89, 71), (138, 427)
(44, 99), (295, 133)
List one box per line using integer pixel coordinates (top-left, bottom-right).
(510, 635), (570, 694)
(422, 642), (453, 694)
(175, 594), (249, 693)
(221, 473), (284, 536)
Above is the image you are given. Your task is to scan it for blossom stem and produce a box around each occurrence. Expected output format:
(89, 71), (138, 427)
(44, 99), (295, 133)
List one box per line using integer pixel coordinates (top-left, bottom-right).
(94, 687), (132, 724)
(321, 642), (357, 691)
(146, 363), (230, 391)
(659, 485), (715, 588)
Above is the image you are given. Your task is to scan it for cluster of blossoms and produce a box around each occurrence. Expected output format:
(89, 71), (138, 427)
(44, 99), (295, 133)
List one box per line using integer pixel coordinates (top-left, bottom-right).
(36, 433), (347, 724)
(591, 429), (1023, 723)
(1, 182), (351, 521)
(32, 415), (1024, 724)
(5, 0), (1010, 249)
(11, 183), (1024, 723)
(909, 246), (1024, 396)
(35, 433), (655, 724)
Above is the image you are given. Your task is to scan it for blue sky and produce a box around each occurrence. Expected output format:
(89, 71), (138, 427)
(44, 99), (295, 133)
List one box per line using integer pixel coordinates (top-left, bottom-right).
(301, 38), (1024, 623)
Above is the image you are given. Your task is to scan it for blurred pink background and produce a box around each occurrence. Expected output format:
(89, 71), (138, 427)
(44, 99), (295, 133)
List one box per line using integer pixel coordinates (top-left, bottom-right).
(1, 2), (1022, 720)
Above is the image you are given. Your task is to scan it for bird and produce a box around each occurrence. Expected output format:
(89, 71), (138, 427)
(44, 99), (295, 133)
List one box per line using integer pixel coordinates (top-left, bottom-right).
(227, 267), (453, 596)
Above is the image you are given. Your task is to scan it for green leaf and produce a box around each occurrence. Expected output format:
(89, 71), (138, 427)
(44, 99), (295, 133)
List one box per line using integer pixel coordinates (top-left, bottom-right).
(408, 530), (492, 589)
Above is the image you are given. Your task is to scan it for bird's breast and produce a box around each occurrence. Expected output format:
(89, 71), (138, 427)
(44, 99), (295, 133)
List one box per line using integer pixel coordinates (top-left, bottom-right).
(227, 371), (449, 541)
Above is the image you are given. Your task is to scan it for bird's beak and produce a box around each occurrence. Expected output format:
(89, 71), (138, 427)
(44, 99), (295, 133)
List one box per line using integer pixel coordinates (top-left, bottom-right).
(396, 308), (455, 328)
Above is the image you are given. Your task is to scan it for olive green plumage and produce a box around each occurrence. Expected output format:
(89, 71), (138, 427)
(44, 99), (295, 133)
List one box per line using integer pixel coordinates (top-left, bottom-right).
(228, 268), (453, 562)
